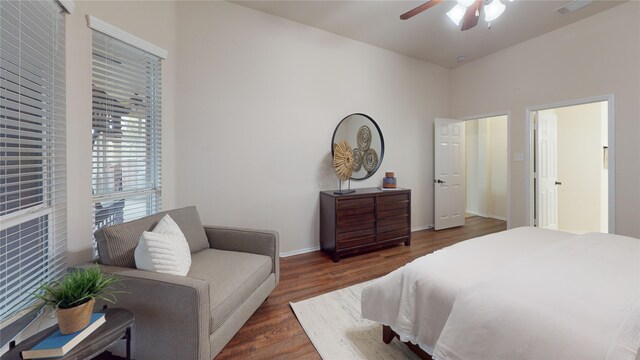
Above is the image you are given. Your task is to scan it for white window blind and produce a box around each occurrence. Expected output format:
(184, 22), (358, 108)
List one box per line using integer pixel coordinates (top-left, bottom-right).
(0, 0), (67, 322)
(91, 30), (161, 239)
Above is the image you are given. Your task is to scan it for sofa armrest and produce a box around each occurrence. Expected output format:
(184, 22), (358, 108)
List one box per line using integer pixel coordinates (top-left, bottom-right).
(203, 226), (279, 286)
(97, 265), (210, 360)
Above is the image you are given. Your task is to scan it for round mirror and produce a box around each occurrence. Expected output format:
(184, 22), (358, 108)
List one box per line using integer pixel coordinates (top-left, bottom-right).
(331, 113), (384, 180)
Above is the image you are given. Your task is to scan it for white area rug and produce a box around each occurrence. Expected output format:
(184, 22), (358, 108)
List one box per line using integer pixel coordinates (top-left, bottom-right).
(290, 281), (420, 360)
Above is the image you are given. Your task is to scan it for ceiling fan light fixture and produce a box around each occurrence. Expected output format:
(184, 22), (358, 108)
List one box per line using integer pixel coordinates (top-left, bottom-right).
(447, 4), (467, 26)
(456, 0), (476, 8)
(484, 0), (506, 22)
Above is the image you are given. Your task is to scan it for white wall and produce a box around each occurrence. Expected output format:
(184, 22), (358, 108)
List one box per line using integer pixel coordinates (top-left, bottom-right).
(173, 1), (450, 255)
(466, 120), (481, 214)
(65, 1), (178, 265)
(465, 116), (507, 220)
(451, 1), (640, 238)
(60, 0), (640, 261)
(490, 117), (508, 218)
(544, 102), (606, 232)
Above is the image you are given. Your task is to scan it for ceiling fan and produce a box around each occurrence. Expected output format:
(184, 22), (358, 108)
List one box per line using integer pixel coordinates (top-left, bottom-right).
(400, 0), (510, 31)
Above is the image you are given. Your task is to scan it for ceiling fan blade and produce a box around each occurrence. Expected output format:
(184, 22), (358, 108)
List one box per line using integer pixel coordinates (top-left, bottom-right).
(400, 0), (444, 20)
(461, 0), (483, 31)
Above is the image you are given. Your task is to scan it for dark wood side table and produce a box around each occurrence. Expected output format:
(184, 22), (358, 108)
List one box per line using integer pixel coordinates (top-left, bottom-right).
(1, 308), (134, 360)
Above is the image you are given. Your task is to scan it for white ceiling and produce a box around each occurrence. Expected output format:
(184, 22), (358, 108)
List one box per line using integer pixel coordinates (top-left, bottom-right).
(231, 0), (625, 68)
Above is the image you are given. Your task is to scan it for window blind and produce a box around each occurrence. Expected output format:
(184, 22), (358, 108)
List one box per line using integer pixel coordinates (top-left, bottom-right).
(91, 30), (161, 240)
(0, 0), (67, 322)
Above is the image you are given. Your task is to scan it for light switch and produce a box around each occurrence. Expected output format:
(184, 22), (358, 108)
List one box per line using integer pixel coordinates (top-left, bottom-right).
(514, 153), (525, 161)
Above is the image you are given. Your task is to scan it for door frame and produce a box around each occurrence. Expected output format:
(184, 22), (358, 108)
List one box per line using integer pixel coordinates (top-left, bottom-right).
(525, 94), (615, 233)
(461, 111), (512, 229)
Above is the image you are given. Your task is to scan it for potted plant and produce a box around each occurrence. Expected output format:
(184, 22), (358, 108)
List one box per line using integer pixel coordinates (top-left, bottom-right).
(35, 266), (121, 334)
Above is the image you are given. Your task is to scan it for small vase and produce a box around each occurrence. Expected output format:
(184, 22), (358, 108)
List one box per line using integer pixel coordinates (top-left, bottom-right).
(383, 172), (397, 189)
(56, 298), (95, 334)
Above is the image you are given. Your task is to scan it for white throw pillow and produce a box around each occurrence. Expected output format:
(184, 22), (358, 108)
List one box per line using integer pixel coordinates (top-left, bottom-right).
(134, 214), (192, 276)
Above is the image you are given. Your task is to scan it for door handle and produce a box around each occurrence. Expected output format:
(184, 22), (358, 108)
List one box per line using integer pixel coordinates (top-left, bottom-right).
(434, 179), (446, 184)
(555, 181), (562, 185)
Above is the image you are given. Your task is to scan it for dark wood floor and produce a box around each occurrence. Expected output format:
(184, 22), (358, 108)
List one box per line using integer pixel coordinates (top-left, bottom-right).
(216, 216), (506, 359)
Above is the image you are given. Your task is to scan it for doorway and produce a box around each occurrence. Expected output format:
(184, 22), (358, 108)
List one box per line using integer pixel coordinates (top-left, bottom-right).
(465, 115), (508, 222)
(529, 98), (612, 233)
(434, 115), (509, 231)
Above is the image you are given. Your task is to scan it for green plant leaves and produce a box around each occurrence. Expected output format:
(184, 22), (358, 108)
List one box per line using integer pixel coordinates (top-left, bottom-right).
(34, 266), (123, 309)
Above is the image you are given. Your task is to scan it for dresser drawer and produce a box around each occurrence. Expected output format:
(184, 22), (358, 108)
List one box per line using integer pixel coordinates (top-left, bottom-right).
(377, 228), (410, 242)
(337, 204), (375, 218)
(378, 201), (409, 212)
(378, 215), (409, 233)
(337, 197), (374, 209)
(337, 228), (376, 242)
(337, 213), (375, 228)
(377, 193), (409, 204)
(338, 235), (376, 249)
(337, 218), (376, 234)
(378, 201), (409, 219)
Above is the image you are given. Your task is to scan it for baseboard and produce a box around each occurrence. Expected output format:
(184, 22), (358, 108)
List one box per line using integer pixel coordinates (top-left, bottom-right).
(466, 210), (488, 218)
(411, 225), (434, 232)
(466, 211), (506, 222)
(281, 226), (435, 257)
(280, 246), (320, 257)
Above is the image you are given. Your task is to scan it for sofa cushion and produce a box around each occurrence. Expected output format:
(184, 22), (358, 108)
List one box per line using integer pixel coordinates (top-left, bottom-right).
(134, 215), (192, 276)
(188, 249), (272, 333)
(95, 206), (209, 268)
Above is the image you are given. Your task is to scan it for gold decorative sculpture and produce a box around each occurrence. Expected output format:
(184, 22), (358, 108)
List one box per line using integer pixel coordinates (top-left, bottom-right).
(333, 141), (354, 180)
(363, 148), (379, 172)
(357, 125), (372, 151)
(333, 141), (356, 194)
(352, 148), (363, 172)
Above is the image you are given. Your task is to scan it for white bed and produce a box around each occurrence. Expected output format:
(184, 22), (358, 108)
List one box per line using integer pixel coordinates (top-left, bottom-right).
(361, 227), (640, 360)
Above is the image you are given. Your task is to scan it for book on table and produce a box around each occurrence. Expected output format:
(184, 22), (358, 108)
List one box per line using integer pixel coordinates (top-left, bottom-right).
(21, 313), (106, 359)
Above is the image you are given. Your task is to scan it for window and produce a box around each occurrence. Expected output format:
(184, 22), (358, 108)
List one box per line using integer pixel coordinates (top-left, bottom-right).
(0, 0), (67, 327)
(91, 30), (162, 238)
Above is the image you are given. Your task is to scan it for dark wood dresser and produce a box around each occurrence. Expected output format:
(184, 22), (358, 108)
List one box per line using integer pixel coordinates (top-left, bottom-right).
(320, 187), (411, 262)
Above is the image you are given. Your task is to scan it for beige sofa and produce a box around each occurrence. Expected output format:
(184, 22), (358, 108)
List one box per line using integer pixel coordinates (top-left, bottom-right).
(94, 206), (279, 359)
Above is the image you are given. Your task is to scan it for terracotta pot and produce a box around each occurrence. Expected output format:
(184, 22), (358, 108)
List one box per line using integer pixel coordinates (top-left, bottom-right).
(56, 298), (95, 334)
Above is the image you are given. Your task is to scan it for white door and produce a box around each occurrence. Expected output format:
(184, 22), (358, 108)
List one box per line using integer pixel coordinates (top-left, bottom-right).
(536, 112), (558, 229)
(434, 118), (465, 230)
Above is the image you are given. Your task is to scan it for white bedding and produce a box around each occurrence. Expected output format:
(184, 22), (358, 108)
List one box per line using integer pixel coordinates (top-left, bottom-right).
(434, 232), (640, 360)
(361, 227), (640, 360)
(361, 227), (575, 353)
